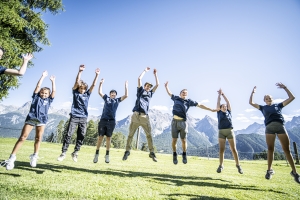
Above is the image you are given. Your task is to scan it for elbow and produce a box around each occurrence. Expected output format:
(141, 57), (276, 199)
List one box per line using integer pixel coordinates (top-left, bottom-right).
(17, 71), (24, 76)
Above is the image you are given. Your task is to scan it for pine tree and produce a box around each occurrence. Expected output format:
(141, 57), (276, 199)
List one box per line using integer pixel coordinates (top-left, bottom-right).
(0, 0), (63, 100)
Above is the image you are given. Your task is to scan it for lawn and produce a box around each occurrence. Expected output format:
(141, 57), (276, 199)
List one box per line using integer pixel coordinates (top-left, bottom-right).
(0, 138), (299, 200)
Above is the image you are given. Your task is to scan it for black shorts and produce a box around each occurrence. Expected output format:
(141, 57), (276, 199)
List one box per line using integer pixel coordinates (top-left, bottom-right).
(98, 119), (116, 137)
(265, 121), (287, 134)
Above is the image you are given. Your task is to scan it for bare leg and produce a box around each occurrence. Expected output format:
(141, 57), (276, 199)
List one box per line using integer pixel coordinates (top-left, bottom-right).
(34, 126), (45, 153)
(218, 138), (226, 166)
(106, 137), (111, 151)
(11, 124), (34, 155)
(265, 134), (276, 170)
(96, 136), (104, 150)
(172, 138), (178, 152)
(228, 138), (240, 166)
(277, 133), (297, 173)
(181, 138), (187, 152)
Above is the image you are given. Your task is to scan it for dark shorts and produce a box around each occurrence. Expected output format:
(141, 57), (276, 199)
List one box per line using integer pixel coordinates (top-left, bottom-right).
(218, 128), (234, 139)
(265, 121), (287, 134)
(0, 66), (7, 75)
(98, 119), (116, 137)
(171, 119), (188, 139)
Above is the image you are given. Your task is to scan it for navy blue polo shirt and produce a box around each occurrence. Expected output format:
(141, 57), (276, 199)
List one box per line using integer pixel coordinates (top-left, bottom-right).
(132, 86), (154, 115)
(70, 89), (91, 118)
(171, 95), (198, 121)
(101, 94), (122, 120)
(217, 110), (233, 129)
(26, 93), (54, 124)
(0, 66), (7, 74)
(259, 103), (284, 126)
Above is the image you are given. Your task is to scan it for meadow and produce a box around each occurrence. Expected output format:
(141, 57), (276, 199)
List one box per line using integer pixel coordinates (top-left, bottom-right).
(0, 138), (299, 200)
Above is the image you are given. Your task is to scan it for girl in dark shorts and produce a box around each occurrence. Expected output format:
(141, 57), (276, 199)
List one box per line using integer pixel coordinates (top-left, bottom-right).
(249, 82), (300, 184)
(206, 89), (243, 174)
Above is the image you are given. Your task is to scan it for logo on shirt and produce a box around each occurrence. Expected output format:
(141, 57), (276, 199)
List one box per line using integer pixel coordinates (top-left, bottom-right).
(43, 101), (48, 106)
(275, 105), (278, 111)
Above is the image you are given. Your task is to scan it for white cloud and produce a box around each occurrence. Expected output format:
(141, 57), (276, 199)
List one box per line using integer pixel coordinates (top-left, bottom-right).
(152, 105), (169, 112)
(273, 98), (285, 103)
(237, 114), (244, 116)
(250, 116), (264, 120)
(236, 116), (250, 122)
(100, 102), (104, 105)
(61, 101), (72, 108)
(245, 108), (256, 112)
(199, 99), (209, 104)
(282, 114), (294, 121)
(294, 109), (300, 113)
(88, 106), (99, 111)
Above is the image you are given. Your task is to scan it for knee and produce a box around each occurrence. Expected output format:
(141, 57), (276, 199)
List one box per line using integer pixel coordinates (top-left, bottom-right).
(267, 146), (275, 151)
(18, 136), (27, 141)
(35, 137), (42, 142)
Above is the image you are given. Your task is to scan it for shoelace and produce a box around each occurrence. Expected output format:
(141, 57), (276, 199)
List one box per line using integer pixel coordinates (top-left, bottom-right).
(0, 160), (9, 167)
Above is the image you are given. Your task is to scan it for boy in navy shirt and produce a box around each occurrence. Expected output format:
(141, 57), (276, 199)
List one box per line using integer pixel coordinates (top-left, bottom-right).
(2, 71), (56, 170)
(93, 78), (128, 163)
(250, 83), (300, 184)
(122, 67), (159, 162)
(57, 65), (100, 162)
(0, 46), (33, 76)
(164, 81), (216, 164)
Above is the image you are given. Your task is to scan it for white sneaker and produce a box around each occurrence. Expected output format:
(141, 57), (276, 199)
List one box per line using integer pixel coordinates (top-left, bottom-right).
(105, 155), (110, 163)
(1, 155), (17, 170)
(71, 152), (78, 162)
(93, 154), (99, 163)
(57, 153), (66, 161)
(30, 154), (38, 167)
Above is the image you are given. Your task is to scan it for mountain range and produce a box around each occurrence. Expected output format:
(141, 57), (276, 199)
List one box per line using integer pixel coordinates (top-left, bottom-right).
(1, 102), (300, 159)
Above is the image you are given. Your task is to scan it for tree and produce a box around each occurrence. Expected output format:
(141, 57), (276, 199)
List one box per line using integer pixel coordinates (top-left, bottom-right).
(54, 119), (65, 143)
(84, 120), (98, 146)
(111, 132), (126, 149)
(0, 0), (63, 100)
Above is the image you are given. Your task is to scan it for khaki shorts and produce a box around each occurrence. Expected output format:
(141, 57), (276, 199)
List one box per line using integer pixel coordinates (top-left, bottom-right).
(265, 121), (287, 134)
(25, 119), (45, 127)
(171, 119), (188, 139)
(218, 128), (234, 139)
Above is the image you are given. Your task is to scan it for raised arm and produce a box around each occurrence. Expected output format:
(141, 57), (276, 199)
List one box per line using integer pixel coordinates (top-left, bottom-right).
(276, 82), (295, 107)
(34, 71), (48, 93)
(4, 53), (33, 76)
(197, 104), (218, 112)
(50, 75), (56, 98)
(89, 68), (100, 93)
(138, 67), (150, 88)
(73, 65), (85, 90)
(249, 86), (260, 109)
(164, 81), (172, 97)
(98, 78), (104, 98)
(217, 89), (221, 109)
(219, 89), (231, 111)
(121, 81), (129, 101)
(152, 68), (159, 92)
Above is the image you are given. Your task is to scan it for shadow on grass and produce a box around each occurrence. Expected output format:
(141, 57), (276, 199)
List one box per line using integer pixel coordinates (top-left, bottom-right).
(165, 193), (234, 200)
(0, 172), (21, 177)
(2, 161), (287, 195)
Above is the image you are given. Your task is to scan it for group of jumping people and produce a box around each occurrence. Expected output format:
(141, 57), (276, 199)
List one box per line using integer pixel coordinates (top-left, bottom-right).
(0, 47), (299, 184)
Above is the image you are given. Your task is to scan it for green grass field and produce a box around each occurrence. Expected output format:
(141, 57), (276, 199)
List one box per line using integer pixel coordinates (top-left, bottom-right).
(0, 138), (299, 200)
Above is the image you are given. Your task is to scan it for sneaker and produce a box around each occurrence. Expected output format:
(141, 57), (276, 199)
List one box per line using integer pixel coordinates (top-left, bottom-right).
(290, 171), (300, 184)
(236, 165), (243, 174)
(149, 152), (157, 162)
(93, 154), (99, 163)
(182, 154), (187, 164)
(265, 169), (275, 180)
(122, 151), (130, 161)
(217, 165), (223, 173)
(105, 155), (110, 163)
(29, 154), (38, 167)
(173, 155), (178, 165)
(71, 152), (78, 162)
(1, 155), (16, 170)
(57, 153), (66, 161)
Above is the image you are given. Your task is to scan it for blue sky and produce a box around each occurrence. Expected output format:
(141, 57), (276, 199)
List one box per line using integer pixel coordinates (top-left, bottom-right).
(2, 0), (300, 130)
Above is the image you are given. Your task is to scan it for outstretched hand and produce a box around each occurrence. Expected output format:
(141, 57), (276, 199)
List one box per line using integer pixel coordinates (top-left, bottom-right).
(42, 71), (48, 77)
(276, 82), (286, 89)
(125, 80), (128, 87)
(95, 68), (100, 75)
(50, 75), (55, 81)
(164, 81), (168, 87)
(153, 68), (157, 74)
(79, 65), (85, 71)
(145, 67), (150, 72)
(100, 78), (105, 84)
(217, 88), (223, 95)
(252, 86), (257, 93)
(22, 53), (33, 61)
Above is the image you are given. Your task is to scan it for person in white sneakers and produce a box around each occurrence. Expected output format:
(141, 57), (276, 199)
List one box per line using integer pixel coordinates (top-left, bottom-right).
(93, 79), (128, 164)
(1, 71), (55, 170)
